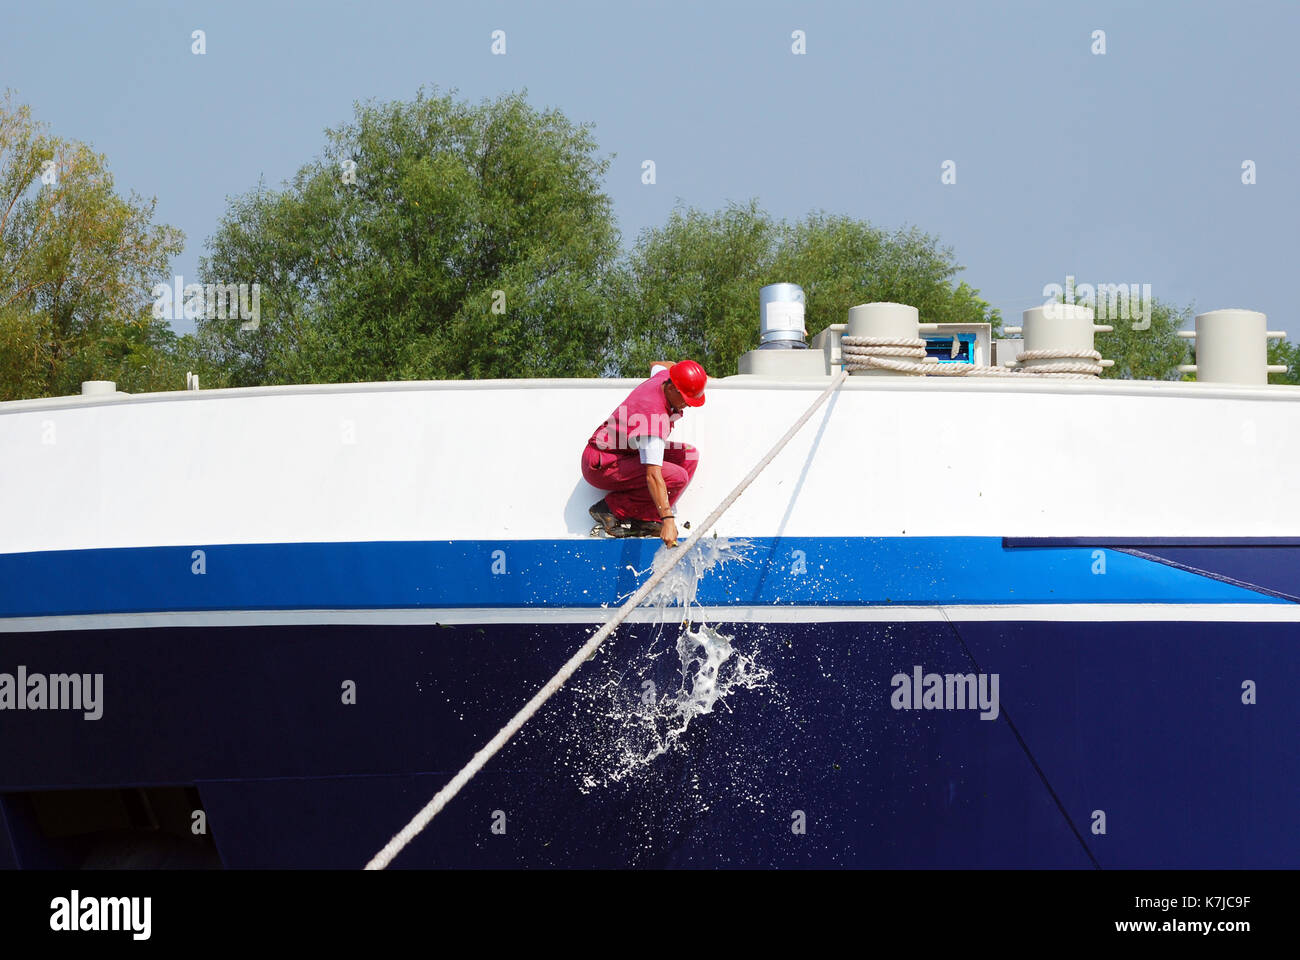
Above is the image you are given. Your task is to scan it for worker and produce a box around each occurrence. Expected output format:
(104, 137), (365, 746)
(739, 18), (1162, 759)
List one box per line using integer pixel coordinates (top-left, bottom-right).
(582, 359), (708, 546)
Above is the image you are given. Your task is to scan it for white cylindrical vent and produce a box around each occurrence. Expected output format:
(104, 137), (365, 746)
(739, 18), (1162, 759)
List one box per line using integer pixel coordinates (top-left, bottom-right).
(1180, 309), (1284, 385)
(80, 381), (117, 396)
(759, 283), (807, 348)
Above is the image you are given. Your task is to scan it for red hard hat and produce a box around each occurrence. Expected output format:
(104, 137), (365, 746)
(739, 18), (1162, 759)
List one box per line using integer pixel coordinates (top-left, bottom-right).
(669, 360), (708, 406)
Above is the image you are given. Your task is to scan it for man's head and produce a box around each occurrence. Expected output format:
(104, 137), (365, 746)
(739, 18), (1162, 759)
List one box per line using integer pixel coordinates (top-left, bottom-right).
(664, 379), (687, 414)
(664, 360), (708, 412)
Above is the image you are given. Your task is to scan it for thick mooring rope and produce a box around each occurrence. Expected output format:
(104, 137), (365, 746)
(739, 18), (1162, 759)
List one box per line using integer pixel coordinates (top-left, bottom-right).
(364, 369), (851, 869)
(841, 335), (1104, 379)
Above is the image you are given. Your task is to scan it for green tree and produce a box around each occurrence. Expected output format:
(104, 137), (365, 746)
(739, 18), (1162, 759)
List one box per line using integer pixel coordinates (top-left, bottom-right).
(1092, 298), (1194, 381)
(0, 92), (185, 399)
(777, 211), (999, 341)
(610, 201), (1000, 378)
(608, 200), (782, 377)
(1268, 337), (1299, 385)
(197, 87), (623, 386)
(0, 303), (53, 399)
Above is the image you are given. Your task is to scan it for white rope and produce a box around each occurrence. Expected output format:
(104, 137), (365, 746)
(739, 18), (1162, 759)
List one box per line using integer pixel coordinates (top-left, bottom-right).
(841, 336), (1105, 380)
(364, 368), (851, 869)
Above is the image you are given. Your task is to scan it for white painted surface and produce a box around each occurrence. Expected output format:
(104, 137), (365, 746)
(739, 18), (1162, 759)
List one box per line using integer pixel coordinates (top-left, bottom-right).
(2, 603), (1297, 633)
(3, 374), (1300, 553)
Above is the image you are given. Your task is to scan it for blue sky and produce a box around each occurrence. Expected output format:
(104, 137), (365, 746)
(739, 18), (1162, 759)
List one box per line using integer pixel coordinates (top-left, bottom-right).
(3, 0), (1297, 337)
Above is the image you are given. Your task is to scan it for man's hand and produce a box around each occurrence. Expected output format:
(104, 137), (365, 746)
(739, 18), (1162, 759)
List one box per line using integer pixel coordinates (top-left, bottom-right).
(660, 517), (678, 547)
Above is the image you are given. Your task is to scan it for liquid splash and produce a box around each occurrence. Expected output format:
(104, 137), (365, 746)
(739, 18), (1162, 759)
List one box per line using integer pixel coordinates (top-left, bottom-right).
(637, 533), (757, 616)
(565, 536), (775, 793)
(501, 534), (827, 865)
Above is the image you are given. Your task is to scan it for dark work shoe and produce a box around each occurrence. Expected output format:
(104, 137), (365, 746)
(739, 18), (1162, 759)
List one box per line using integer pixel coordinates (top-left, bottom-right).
(626, 519), (663, 538)
(588, 498), (623, 536)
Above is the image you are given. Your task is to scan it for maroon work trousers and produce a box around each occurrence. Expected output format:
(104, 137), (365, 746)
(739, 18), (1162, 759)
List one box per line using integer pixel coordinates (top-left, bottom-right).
(580, 440), (699, 522)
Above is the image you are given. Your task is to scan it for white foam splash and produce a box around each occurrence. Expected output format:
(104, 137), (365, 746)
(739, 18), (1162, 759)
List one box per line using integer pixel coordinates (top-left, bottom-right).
(635, 533), (758, 615)
(562, 536), (773, 791)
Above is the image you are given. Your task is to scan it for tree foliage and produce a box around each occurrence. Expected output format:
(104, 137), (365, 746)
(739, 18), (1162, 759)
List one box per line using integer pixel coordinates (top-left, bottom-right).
(1268, 338), (1299, 385)
(10, 86), (1253, 400)
(0, 91), (184, 400)
(1092, 298), (1194, 381)
(610, 200), (1000, 377)
(197, 87), (623, 386)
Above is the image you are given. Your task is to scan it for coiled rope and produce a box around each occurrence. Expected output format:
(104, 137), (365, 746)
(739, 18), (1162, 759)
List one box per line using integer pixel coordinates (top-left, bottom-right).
(364, 368), (851, 869)
(841, 336), (1104, 379)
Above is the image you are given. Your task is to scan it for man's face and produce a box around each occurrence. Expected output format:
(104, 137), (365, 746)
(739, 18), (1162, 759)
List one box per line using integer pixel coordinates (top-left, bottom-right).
(664, 380), (686, 414)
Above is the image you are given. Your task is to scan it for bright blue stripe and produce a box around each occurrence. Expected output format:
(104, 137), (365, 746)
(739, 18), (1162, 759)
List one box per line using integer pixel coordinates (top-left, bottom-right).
(0, 537), (1286, 618)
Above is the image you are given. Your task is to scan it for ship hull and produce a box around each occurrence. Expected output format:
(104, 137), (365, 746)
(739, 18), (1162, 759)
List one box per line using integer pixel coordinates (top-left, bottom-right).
(2, 557), (1295, 868)
(3, 376), (1299, 868)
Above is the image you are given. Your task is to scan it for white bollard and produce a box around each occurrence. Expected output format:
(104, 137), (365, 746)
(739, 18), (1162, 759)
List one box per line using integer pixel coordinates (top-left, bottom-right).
(844, 302), (922, 377)
(1003, 304), (1113, 373)
(1176, 309), (1287, 385)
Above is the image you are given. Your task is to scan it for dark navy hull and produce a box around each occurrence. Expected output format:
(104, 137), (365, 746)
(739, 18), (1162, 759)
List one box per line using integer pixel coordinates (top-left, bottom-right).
(2, 615), (1294, 868)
